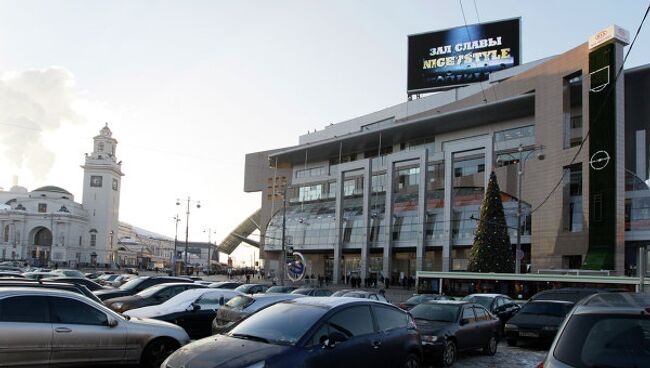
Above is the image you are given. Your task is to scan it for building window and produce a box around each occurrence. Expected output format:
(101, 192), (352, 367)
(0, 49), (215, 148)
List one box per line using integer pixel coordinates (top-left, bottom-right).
(90, 176), (103, 187)
(90, 234), (96, 247)
(562, 255), (582, 269)
(112, 179), (118, 191)
(494, 125), (535, 142)
(298, 184), (323, 201)
(564, 164), (583, 232)
(98, 142), (104, 152)
(38, 203), (47, 213)
(3, 225), (9, 243)
(563, 72), (583, 148)
(79, 236), (82, 246)
(295, 166), (325, 178)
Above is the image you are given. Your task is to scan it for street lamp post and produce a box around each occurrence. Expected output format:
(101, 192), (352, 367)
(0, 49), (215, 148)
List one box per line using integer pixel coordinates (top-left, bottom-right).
(203, 228), (216, 274)
(498, 144), (544, 274)
(172, 215), (180, 275)
(177, 197), (200, 275)
(280, 186), (287, 286)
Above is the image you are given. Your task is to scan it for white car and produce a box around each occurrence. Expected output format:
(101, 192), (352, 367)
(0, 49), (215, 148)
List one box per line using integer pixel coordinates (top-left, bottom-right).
(125, 288), (242, 339)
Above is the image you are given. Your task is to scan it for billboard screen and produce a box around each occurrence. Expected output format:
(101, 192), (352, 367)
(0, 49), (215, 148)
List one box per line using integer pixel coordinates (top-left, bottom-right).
(407, 18), (521, 93)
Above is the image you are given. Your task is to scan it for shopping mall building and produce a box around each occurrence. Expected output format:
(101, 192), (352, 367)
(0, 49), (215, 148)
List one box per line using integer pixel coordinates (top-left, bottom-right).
(243, 24), (650, 282)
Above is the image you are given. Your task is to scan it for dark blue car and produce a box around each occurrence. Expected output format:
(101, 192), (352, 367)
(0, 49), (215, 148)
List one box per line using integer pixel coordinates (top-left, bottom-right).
(163, 297), (422, 368)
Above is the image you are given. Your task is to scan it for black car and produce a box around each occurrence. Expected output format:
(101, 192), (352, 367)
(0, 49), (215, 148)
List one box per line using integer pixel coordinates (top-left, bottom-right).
(411, 300), (500, 367)
(461, 294), (520, 332)
(291, 288), (333, 297)
(209, 281), (243, 289)
(42, 277), (106, 291)
(529, 287), (620, 303)
(164, 297), (422, 368)
(104, 282), (207, 312)
(504, 300), (575, 346)
(94, 276), (193, 301)
(0, 279), (102, 303)
(399, 294), (454, 310)
(265, 285), (298, 294)
(234, 283), (269, 294)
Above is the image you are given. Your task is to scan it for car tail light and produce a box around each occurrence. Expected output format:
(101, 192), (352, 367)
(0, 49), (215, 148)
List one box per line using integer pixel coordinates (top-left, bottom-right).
(399, 303), (407, 310)
(535, 362), (544, 368)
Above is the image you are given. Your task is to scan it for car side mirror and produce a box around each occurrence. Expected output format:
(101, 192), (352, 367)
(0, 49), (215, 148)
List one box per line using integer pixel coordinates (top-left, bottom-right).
(107, 319), (118, 328)
(323, 331), (347, 349)
(460, 318), (469, 326)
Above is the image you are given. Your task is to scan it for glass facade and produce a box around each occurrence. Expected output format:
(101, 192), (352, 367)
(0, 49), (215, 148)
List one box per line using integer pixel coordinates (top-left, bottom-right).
(392, 163), (420, 243)
(451, 151), (485, 250)
(425, 162), (445, 243)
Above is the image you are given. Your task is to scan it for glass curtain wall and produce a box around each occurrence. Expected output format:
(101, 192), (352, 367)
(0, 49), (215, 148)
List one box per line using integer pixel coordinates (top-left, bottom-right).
(369, 174), (386, 248)
(392, 162), (420, 244)
(451, 150), (485, 270)
(425, 162), (445, 245)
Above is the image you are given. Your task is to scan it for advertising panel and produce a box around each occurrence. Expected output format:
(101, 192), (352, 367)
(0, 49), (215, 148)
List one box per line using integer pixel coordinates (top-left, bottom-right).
(407, 18), (521, 93)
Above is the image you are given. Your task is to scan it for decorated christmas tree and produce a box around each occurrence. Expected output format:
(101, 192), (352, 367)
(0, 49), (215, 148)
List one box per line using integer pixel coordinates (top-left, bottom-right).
(467, 171), (515, 273)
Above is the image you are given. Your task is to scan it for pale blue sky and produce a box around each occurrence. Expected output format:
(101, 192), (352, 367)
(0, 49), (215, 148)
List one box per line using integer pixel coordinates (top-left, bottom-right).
(0, 0), (648, 265)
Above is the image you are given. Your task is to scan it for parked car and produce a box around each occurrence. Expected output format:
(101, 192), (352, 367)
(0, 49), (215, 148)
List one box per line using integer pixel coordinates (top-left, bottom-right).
(208, 281), (243, 289)
(291, 288), (333, 297)
(42, 276), (106, 291)
(336, 290), (388, 302)
(399, 294), (454, 310)
(462, 294), (520, 332)
(0, 279), (103, 303)
(22, 271), (60, 280)
(266, 285), (298, 294)
(529, 287), (619, 303)
(504, 300), (575, 346)
(124, 267), (139, 275)
(96, 273), (122, 285)
(234, 283), (269, 294)
(126, 288), (242, 339)
(330, 289), (353, 297)
(85, 270), (114, 279)
(110, 274), (139, 287)
(0, 287), (190, 367)
(165, 297), (422, 368)
(211, 293), (305, 335)
(104, 282), (207, 312)
(0, 271), (24, 278)
(51, 269), (86, 278)
(94, 276), (193, 301)
(541, 292), (650, 368)
(411, 300), (500, 367)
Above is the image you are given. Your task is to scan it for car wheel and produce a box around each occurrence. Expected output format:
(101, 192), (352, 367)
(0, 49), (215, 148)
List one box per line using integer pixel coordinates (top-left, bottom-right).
(438, 340), (456, 367)
(402, 353), (420, 368)
(483, 335), (498, 355)
(140, 338), (179, 368)
(506, 338), (517, 347)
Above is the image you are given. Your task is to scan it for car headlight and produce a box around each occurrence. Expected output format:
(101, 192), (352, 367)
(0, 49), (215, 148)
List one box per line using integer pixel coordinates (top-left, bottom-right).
(244, 362), (265, 368)
(111, 302), (124, 310)
(421, 335), (439, 345)
(504, 323), (518, 330)
(541, 326), (558, 331)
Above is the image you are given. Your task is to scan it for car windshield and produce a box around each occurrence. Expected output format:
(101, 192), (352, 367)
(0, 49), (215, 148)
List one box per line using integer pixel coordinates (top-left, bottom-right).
(405, 295), (423, 304)
(136, 284), (168, 298)
(521, 302), (573, 317)
(119, 278), (145, 291)
(410, 304), (459, 322)
(462, 295), (493, 309)
(224, 295), (254, 310)
(234, 285), (254, 292)
(554, 314), (650, 368)
(291, 289), (313, 295)
(331, 290), (350, 297)
(227, 302), (326, 346)
(267, 286), (291, 293)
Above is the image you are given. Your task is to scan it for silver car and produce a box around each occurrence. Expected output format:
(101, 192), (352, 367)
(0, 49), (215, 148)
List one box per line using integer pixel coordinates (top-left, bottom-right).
(0, 287), (190, 367)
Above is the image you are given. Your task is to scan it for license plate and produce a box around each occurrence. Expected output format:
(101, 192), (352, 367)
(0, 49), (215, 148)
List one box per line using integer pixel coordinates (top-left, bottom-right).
(519, 331), (539, 338)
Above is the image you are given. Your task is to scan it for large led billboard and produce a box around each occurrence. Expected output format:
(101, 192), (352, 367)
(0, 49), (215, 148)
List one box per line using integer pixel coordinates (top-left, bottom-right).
(407, 18), (521, 94)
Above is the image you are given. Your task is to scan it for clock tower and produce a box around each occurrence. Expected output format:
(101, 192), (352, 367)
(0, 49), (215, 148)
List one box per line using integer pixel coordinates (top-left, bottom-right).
(81, 124), (124, 265)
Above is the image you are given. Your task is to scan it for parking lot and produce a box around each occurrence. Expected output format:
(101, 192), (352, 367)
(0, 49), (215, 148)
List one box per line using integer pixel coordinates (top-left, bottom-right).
(447, 342), (546, 368)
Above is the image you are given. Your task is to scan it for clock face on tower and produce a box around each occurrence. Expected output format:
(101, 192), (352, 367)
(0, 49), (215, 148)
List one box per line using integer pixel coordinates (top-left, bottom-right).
(112, 178), (118, 191)
(90, 176), (103, 187)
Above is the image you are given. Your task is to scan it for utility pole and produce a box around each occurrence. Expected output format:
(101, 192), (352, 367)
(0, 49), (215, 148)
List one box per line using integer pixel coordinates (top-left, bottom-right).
(172, 215), (180, 276)
(280, 186), (287, 286)
(177, 197), (200, 275)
